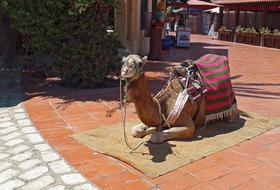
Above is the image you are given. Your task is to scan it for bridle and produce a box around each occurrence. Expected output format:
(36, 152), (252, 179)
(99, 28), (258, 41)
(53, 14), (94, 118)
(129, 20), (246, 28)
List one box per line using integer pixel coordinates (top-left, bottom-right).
(120, 57), (146, 152)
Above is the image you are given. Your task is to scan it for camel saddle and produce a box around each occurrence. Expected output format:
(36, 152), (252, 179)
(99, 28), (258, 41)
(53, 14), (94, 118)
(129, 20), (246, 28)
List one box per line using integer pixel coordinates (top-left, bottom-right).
(164, 60), (207, 125)
(169, 59), (207, 102)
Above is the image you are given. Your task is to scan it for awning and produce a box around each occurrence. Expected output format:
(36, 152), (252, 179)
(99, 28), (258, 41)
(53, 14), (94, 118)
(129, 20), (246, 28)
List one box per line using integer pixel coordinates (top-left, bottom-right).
(170, 0), (223, 10)
(172, 8), (204, 13)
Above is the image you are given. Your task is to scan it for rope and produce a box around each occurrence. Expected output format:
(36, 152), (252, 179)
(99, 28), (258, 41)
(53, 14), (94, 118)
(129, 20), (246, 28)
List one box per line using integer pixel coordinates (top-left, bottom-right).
(120, 79), (146, 152)
(153, 97), (171, 131)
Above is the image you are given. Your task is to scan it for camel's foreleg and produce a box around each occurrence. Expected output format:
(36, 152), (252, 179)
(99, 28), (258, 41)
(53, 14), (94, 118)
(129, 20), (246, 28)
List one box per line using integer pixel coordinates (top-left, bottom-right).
(149, 120), (195, 144)
(132, 123), (157, 138)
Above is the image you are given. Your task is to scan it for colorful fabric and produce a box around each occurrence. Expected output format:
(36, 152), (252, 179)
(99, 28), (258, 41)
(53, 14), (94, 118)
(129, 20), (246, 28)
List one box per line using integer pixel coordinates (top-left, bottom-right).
(166, 66), (207, 125)
(195, 54), (237, 122)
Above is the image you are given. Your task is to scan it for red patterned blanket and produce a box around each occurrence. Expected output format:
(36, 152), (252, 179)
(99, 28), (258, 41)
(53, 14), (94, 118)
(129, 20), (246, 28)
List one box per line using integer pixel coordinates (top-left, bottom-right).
(195, 54), (237, 122)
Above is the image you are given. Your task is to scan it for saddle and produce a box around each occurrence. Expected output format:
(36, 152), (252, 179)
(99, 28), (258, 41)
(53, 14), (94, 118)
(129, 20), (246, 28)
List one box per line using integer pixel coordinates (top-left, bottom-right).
(169, 60), (207, 102)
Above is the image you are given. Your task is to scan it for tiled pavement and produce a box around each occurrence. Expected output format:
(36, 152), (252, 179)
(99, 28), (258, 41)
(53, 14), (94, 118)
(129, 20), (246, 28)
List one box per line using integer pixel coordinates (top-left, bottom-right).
(20, 35), (280, 189)
(0, 70), (98, 190)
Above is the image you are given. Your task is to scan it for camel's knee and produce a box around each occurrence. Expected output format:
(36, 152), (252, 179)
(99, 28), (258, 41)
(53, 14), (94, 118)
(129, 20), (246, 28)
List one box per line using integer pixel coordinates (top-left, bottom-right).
(131, 124), (156, 138)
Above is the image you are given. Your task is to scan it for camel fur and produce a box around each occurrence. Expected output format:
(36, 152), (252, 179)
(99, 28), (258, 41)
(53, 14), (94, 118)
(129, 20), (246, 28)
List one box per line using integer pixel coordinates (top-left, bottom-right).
(121, 54), (238, 144)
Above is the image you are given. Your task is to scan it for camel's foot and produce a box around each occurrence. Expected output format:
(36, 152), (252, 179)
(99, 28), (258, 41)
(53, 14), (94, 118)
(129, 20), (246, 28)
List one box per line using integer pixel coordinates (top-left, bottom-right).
(149, 132), (166, 144)
(131, 123), (156, 138)
(224, 111), (239, 123)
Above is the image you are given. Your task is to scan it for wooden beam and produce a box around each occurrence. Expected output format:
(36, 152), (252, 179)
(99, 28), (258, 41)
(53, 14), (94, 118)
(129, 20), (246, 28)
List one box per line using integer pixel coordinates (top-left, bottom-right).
(234, 5), (240, 28)
(262, 5), (268, 27)
(218, 7), (224, 29)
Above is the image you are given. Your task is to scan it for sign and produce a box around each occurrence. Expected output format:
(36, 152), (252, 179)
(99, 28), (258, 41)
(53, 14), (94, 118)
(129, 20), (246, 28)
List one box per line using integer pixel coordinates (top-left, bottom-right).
(176, 26), (191, 48)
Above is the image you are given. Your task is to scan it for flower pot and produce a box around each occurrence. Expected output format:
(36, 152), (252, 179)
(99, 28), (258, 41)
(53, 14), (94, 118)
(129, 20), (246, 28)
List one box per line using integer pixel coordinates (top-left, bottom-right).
(262, 34), (274, 48)
(218, 30), (233, 42)
(273, 35), (280, 49)
(161, 38), (172, 50)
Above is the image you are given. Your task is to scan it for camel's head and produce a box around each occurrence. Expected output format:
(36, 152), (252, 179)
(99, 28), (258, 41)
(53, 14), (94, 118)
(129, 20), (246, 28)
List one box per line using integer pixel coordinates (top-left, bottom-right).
(120, 55), (148, 80)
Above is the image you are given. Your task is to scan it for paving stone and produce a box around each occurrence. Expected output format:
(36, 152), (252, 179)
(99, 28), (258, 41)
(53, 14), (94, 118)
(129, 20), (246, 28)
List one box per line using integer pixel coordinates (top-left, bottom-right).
(11, 152), (32, 162)
(74, 183), (98, 190)
(17, 119), (32, 127)
(41, 151), (60, 162)
(49, 160), (71, 174)
(19, 166), (48, 180)
(22, 175), (55, 190)
(48, 185), (65, 190)
(18, 159), (42, 170)
(0, 109), (8, 114)
(34, 144), (51, 152)
(0, 126), (17, 135)
(14, 108), (24, 113)
(0, 117), (11, 122)
(7, 145), (30, 154)
(0, 75), (95, 190)
(0, 169), (19, 184)
(0, 146), (6, 150)
(5, 138), (24, 146)
(0, 162), (12, 172)
(26, 134), (44, 143)
(21, 126), (36, 134)
(61, 173), (86, 185)
(0, 121), (13, 128)
(0, 179), (25, 190)
(0, 153), (10, 161)
(1, 132), (21, 141)
(0, 113), (9, 118)
(14, 113), (26, 120)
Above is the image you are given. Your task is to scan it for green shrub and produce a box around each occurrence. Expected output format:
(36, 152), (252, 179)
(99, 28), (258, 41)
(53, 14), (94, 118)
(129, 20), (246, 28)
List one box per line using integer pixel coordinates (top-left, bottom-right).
(3, 0), (122, 88)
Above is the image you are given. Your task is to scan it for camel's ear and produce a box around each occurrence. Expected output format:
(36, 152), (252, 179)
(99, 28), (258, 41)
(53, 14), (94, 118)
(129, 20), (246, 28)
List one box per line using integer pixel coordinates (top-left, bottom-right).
(140, 56), (148, 68)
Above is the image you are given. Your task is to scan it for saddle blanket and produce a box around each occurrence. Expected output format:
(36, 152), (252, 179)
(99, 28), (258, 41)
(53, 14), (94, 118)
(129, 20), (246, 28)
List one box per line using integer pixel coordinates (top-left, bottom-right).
(166, 54), (237, 125)
(195, 54), (237, 122)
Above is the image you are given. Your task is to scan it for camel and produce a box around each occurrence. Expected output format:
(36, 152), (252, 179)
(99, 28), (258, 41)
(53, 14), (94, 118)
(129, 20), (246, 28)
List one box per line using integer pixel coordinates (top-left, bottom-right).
(120, 54), (238, 144)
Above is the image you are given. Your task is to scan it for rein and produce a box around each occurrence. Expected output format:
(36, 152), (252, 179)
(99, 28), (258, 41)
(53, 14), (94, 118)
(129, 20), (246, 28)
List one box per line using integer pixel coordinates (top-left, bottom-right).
(120, 78), (146, 152)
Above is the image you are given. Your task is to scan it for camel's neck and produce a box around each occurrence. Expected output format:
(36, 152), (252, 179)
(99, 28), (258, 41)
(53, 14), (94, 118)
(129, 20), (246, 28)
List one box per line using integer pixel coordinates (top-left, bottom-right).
(126, 74), (161, 127)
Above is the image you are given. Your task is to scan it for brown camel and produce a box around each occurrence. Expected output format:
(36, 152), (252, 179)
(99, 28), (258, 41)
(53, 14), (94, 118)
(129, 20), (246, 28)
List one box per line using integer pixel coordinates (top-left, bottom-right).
(121, 54), (238, 144)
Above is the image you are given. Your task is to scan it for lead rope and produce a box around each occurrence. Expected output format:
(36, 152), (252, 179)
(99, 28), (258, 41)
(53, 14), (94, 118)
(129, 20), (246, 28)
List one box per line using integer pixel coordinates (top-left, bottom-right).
(120, 79), (146, 152)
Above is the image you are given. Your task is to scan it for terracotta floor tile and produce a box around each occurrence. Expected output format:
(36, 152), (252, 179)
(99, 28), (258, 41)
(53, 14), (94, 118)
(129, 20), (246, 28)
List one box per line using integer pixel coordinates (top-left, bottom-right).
(212, 151), (248, 168)
(93, 171), (139, 189)
(230, 141), (266, 156)
(232, 179), (267, 190)
(254, 149), (280, 168)
(85, 164), (127, 180)
(47, 136), (84, 152)
(249, 166), (280, 184)
(180, 158), (216, 173)
(158, 174), (202, 190)
(149, 169), (186, 185)
(210, 173), (251, 190)
(267, 141), (280, 152)
(185, 182), (220, 190)
(76, 157), (115, 173)
(108, 179), (154, 190)
(268, 176), (280, 189)
(231, 159), (266, 175)
(60, 149), (96, 165)
(193, 164), (231, 182)
(250, 135), (280, 146)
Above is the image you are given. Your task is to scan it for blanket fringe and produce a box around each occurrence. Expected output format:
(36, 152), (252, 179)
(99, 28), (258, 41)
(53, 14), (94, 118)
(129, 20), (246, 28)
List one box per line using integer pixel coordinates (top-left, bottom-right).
(206, 103), (238, 123)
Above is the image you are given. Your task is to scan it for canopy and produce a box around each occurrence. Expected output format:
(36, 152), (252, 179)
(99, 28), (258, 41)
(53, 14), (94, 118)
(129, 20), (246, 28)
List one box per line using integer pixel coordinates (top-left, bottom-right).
(170, 0), (223, 10)
(203, 7), (220, 13)
(172, 8), (204, 13)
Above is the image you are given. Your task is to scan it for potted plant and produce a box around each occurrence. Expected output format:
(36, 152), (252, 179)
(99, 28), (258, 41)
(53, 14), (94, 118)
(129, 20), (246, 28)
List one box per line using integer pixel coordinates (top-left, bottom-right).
(272, 29), (280, 49)
(260, 27), (273, 47)
(235, 25), (246, 43)
(218, 26), (233, 42)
